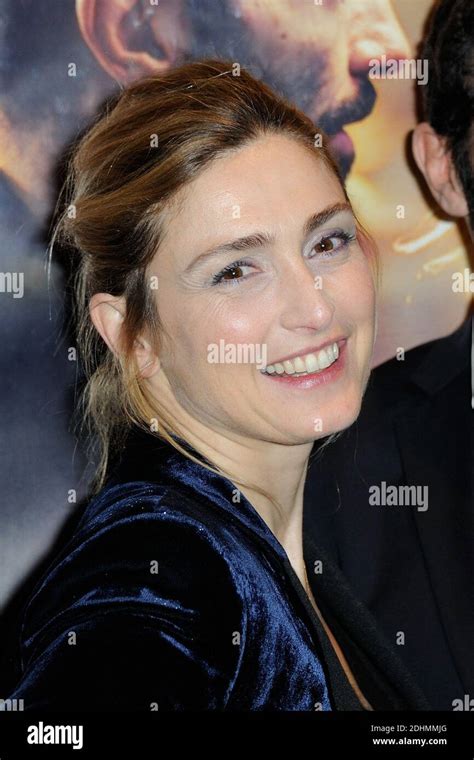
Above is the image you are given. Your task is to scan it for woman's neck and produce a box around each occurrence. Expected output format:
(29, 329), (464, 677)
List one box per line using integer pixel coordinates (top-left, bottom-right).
(177, 423), (313, 567)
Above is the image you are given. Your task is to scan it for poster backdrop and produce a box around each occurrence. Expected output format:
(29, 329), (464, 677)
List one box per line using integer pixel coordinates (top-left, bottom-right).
(0, 0), (471, 608)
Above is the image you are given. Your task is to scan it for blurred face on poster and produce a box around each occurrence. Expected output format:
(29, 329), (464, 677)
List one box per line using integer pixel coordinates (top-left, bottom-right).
(1, 0), (469, 362)
(76, 0), (410, 176)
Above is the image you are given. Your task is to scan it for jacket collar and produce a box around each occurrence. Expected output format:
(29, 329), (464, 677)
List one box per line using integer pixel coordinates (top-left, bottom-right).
(105, 424), (290, 565)
(412, 314), (472, 395)
(394, 314), (471, 397)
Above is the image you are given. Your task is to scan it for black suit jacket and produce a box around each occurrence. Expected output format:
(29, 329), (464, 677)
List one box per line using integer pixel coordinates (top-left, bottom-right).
(303, 316), (474, 710)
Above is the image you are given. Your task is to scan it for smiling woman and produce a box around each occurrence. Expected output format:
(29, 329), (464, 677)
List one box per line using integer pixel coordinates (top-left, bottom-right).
(7, 58), (428, 712)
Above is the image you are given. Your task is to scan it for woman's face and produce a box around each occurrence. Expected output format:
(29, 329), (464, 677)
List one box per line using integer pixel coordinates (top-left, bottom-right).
(147, 133), (376, 444)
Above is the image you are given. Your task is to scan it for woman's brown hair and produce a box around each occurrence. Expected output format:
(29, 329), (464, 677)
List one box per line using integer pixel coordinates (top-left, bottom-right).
(51, 58), (378, 520)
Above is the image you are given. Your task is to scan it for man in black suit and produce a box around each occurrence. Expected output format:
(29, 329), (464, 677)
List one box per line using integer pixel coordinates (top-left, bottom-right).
(304, 0), (473, 711)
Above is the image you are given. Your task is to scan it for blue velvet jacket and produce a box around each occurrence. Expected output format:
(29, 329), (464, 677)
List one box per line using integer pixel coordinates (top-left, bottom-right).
(8, 427), (428, 711)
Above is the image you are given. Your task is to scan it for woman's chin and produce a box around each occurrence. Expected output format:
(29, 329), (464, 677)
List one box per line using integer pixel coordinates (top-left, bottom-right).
(273, 397), (363, 443)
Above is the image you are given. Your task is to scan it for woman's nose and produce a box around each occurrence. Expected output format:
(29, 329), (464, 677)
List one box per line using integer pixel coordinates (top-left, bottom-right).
(348, 1), (411, 78)
(278, 262), (335, 334)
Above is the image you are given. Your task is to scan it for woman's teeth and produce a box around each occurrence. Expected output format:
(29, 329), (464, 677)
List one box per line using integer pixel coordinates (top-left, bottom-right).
(262, 342), (340, 377)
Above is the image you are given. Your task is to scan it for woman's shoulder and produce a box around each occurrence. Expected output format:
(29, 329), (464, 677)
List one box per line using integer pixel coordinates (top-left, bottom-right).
(76, 477), (223, 539)
(26, 479), (244, 627)
(13, 479), (246, 709)
(67, 475), (246, 569)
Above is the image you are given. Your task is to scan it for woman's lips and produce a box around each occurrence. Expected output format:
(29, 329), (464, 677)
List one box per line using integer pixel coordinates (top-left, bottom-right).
(260, 340), (347, 390)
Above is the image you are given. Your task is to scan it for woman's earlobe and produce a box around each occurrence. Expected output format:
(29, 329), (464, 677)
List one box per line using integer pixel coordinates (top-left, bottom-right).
(132, 336), (160, 379)
(138, 356), (161, 379)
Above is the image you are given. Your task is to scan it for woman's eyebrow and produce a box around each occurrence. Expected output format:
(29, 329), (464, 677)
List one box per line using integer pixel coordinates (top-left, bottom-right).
(185, 201), (352, 271)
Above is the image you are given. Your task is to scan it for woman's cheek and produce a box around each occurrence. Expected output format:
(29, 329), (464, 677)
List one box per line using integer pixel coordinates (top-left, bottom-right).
(205, 298), (269, 345)
(338, 259), (376, 319)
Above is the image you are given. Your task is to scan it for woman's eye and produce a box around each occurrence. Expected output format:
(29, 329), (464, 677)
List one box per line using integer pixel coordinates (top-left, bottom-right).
(311, 231), (355, 258)
(314, 237), (337, 254)
(211, 259), (253, 286)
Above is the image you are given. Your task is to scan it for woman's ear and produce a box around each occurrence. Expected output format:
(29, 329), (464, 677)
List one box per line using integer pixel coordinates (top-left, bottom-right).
(75, 0), (187, 84)
(412, 122), (469, 218)
(89, 293), (126, 356)
(89, 293), (159, 378)
(132, 334), (161, 380)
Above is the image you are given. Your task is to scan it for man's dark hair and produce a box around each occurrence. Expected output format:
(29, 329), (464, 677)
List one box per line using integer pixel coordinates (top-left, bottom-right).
(421, 0), (474, 225)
